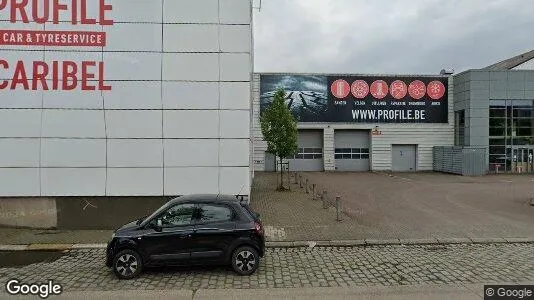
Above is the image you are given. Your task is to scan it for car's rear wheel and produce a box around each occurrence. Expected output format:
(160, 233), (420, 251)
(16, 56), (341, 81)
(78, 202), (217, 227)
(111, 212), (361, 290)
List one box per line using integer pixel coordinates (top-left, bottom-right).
(113, 249), (142, 280)
(231, 246), (259, 275)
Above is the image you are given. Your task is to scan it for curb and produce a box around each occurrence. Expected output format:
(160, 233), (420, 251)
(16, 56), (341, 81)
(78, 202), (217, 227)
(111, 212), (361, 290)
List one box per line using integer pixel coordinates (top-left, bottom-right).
(1, 237), (533, 251)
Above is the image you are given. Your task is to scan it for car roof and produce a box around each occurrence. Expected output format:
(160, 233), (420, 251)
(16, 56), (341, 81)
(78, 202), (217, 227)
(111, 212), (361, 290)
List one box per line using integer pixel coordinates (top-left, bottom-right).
(169, 194), (241, 205)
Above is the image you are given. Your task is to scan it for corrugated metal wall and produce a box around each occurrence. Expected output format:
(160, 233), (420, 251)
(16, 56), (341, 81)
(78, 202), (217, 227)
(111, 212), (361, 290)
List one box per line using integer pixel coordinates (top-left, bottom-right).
(433, 146), (487, 176)
(252, 74), (455, 172)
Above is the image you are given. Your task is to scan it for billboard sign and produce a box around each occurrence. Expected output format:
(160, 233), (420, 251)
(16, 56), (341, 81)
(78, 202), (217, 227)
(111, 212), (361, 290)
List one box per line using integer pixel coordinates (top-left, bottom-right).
(260, 74), (449, 123)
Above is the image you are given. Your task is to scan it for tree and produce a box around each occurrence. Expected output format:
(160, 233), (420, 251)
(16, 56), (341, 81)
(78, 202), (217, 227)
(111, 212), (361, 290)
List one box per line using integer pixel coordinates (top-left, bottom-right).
(260, 88), (298, 190)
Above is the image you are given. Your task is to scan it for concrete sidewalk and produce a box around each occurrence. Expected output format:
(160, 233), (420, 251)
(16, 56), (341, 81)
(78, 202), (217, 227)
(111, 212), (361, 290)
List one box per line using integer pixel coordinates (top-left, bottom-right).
(0, 285), (494, 299)
(0, 227), (532, 252)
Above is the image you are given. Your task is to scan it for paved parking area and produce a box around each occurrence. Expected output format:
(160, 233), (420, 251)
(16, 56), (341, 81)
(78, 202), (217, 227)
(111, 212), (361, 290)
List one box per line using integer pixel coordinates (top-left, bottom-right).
(0, 244), (532, 291)
(250, 172), (534, 241)
(304, 172), (534, 239)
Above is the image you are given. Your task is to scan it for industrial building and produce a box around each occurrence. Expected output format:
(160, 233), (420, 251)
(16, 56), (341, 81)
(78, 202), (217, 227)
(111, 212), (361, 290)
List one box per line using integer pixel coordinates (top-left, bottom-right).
(252, 73), (454, 172)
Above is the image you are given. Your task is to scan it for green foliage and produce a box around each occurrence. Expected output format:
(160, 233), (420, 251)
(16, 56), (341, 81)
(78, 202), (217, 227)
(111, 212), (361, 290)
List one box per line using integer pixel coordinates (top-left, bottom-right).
(260, 88), (298, 189)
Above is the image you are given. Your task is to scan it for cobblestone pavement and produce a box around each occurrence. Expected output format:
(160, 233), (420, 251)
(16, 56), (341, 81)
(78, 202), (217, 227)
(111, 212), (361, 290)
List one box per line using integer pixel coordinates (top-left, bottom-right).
(1, 244), (533, 291)
(251, 172), (534, 241)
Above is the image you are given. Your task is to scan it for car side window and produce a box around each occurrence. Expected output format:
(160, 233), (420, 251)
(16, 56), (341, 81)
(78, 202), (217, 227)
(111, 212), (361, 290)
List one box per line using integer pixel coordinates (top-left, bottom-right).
(159, 203), (196, 228)
(198, 204), (233, 224)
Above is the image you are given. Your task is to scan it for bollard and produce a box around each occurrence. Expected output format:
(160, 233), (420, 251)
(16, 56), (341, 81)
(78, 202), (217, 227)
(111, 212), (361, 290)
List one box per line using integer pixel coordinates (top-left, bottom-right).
(305, 179), (309, 193)
(299, 175), (303, 188)
(336, 196), (342, 222)
(322, 189), (328, 209)
(312, 184), (316, 200)
(294, 172), (298, 184)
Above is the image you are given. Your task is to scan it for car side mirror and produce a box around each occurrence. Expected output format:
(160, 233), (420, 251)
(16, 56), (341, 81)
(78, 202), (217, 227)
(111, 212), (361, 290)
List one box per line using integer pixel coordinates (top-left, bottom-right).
(154, 219), (163, 232)
(148, 219), (163, 232)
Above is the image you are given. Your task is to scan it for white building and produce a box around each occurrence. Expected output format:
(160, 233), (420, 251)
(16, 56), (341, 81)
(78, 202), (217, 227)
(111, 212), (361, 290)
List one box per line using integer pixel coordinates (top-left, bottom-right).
(0, 0), (253, 228)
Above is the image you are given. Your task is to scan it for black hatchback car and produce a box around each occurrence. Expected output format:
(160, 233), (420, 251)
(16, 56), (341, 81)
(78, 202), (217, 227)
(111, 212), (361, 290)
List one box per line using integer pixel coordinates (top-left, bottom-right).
(106, 194), (265, 279)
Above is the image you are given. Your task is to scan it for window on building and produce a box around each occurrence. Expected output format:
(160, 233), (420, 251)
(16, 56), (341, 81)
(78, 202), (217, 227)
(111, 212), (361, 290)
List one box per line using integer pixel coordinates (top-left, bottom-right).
(334, 148), (370, 159)
(455, 110), (465, 146)
(489, 100), (534, 172)
(290, 148), (323, 159)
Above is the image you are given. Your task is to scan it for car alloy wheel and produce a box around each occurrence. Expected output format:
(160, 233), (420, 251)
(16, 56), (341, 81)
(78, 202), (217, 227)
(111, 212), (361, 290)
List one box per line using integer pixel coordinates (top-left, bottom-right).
(113, 249), (142, 279)
(232, 246), (259, 275)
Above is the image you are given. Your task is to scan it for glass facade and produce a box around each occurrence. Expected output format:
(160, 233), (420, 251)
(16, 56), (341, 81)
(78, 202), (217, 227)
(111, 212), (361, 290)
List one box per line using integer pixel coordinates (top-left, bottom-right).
(489, 100), (534, 172)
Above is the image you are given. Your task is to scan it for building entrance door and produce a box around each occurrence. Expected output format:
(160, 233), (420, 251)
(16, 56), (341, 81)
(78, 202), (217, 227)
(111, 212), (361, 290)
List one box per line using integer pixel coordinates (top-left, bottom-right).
(511, 147), (534, 173)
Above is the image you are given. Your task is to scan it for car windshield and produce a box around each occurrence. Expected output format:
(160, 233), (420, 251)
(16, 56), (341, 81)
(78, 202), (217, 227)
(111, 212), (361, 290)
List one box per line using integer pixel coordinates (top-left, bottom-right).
(140, 201), (175, 226)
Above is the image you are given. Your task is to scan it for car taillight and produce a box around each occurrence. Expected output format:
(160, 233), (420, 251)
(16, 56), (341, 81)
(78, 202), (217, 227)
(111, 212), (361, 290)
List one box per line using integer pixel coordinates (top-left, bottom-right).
(254, 222), (264, 236)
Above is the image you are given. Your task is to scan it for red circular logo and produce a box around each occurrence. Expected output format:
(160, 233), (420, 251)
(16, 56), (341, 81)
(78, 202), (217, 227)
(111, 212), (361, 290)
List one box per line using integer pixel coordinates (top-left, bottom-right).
(331, 79), (350, 99)
(390, 80), (407, 99)
(408, 80), (427, 100)
(370, 80), (388, 99)
(427, 81), (446, 100)
(351, 80), (369, 99)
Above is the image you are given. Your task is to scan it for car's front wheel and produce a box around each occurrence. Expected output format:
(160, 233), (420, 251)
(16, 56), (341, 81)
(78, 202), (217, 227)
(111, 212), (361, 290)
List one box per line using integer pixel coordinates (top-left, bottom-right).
(231, 246), (259, 275)
(112, 249), (142, 280)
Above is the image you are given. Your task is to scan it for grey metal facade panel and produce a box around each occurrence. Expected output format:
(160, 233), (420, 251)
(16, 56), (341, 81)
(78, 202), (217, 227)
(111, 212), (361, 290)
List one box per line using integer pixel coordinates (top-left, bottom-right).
(470, 81), (490, 90)
(490, 72), (508, 81)
(507, 90), (526, 100)
(508, 72), (526, 86)
(469, 71), (490, 81)
(525, 72), (534, 82)
(490, 89), (507, 100)
(490, 81), (507, 91)
(468, 118), (488, 127)
(471, 90), (490, 100)
(433, 146), (487, 176)
(469, 109), (489, 119)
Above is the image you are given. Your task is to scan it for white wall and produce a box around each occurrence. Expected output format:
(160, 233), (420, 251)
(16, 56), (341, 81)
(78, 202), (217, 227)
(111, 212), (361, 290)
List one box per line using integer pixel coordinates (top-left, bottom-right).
(0, 0), (252, 197)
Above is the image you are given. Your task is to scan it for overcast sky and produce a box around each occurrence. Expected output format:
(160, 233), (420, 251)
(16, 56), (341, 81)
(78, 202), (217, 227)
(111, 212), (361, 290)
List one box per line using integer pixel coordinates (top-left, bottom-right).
(253, 0), (534, 74)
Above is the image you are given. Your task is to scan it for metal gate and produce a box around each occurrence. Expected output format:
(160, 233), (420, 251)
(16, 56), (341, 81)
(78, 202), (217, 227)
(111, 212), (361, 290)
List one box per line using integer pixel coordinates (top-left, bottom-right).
(334, 130), (370, 171)
(288, 130), (324, 171)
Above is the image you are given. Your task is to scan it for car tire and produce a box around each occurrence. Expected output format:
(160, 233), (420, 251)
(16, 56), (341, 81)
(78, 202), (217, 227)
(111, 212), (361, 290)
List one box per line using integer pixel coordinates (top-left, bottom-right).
(112, 249), (142, 280)
(231, 246), (259, 275)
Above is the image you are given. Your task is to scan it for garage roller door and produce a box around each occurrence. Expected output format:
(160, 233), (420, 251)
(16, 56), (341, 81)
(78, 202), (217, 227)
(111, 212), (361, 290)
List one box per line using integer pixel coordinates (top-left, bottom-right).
(288, 130), (324, 171)
(334, 130), (370, 171)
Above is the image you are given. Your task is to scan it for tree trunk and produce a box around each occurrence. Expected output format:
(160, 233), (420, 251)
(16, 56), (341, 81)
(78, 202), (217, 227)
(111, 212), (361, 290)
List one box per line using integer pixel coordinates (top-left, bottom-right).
(279, 157), (283, 189)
